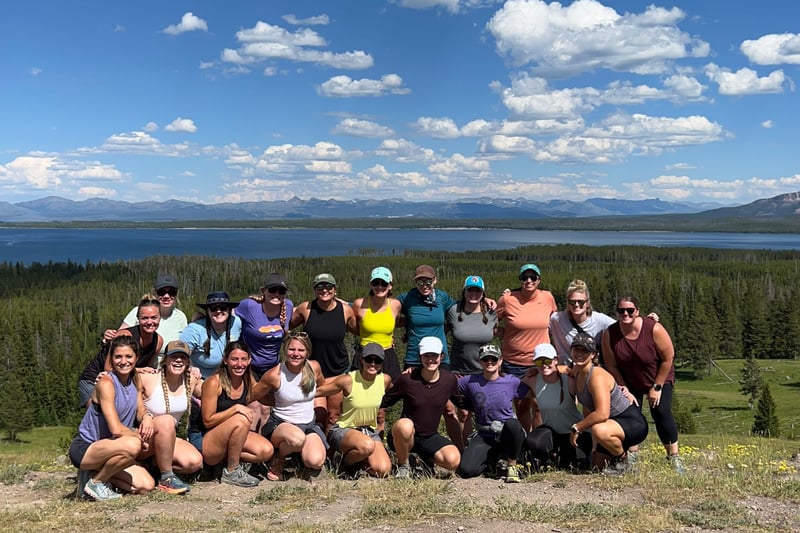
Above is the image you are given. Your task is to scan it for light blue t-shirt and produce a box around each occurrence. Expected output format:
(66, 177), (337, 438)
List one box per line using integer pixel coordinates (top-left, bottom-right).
(180, 316), (242, 378)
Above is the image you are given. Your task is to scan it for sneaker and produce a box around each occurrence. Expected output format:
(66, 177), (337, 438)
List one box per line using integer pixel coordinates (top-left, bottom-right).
(602, 458), (631, 476)
(76, 469), (91, 500)
(496, 459), (509, 479)
(157, 474), (191, 495)
(221, 464), (260, 488)
(83, 478), (122, 501)
(626, 450), (639, 472)
(395, 463), (412, 479)
(669, 454), (686, 475)
(505, 465), (521, 483)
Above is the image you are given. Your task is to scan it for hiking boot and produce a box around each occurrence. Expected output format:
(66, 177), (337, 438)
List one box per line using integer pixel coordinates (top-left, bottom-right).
(157, 473), (191, 494)
(505, 464), (521, 483)
(76, 469), (91, 500)
(83, 478), (122, 501)
(669, 454), (686, 475)
(395, 463), (412, 479)
(221, 464), (260, 488)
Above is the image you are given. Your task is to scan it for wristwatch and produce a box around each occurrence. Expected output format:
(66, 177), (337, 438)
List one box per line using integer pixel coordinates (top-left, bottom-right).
(571, 424), (581, 434)
(653, 384), (663, 392)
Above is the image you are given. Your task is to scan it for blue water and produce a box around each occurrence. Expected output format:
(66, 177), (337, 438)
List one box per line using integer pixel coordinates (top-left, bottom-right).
(0, 228), (798, 264)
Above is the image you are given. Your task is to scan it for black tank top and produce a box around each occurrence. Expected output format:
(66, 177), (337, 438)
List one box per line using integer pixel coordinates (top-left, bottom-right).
(304, 299), (348, 377)
(216, 379), (248, 412)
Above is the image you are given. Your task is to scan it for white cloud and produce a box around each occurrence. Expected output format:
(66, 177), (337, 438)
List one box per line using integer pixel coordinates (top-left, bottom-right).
(478, 134), (537, 154)
(414, 117), (461, 139)
(741, 33), (800, 65)
(0, 155), (124, 194)
(374, 138), (437, 163)
(162, 12), (208, 35)
(332, 118), (395, 138)
(487, 0), (709, 77)
(29, 67), (42, 76)
(222, 21), (373, 70)
(394, 0), (460, 12)
(428, 153), (491, 176)
(179, 170), (196, 177)
(318, 74), (409, 97)
(282, 14), (330, 26)
(142, 121), (159, 132)
(704, 64), (788, 95)
(77, 187), (117, 198)
(165, 117), (198, 133)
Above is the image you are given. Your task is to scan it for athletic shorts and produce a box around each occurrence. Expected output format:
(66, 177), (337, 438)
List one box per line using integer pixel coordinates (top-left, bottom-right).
(261, 413), (329, 450)
(327, 424), (380, 452)
(68, 436), (92, 468)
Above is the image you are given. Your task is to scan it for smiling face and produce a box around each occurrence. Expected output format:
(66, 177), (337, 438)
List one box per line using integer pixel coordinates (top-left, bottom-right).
(163, 352), (189, 376)
(567, 289), (589, 320)
(263, 284), (287, 308)
(570, 345), (594, 369)
(314, 282), (336, 303)
(284, 337), (309, 369)
(518, 269), (541, 296)
(224, 347), (251, 377)
(110, 344), (137, 377)
(370, 278), (391, 297)
(415, 277), (436, 296)
(420, 351), (442, 371)
(137, 303), (161, 334)
(615, 298), (640, 324)
(207, 304), (230, 327)
(156, 286), (178, 311)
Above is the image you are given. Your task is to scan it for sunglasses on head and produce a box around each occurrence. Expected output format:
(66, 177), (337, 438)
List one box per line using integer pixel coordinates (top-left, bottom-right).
(315, 283), (335, 291)
(363, 356), (383, 365)
(568, 299), (586, 307)
(416, 278), (434, 287)
(480, 356), (499, 363)
(534, 357), (554, 367)
(289, 331), (309, 339)
(157, 288), (177, 297)
(371, 279), (389, 288)
(519, 275), (539, 282)
(267, 286), (287, 295)
(616, 307), (637, 316)
(208, 304), (229, 313)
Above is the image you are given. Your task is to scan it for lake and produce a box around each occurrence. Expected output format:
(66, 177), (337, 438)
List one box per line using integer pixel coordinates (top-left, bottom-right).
(1, 228), (799, 264)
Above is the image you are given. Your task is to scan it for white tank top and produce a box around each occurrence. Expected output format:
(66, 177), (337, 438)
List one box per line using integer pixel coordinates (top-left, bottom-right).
(273, 362), (315, 424)
(143, 376), (189, 424)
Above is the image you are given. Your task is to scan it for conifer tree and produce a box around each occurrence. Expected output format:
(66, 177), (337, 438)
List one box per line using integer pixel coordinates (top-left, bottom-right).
(738, 354), (763, 409)
(751, 383), (779, 437)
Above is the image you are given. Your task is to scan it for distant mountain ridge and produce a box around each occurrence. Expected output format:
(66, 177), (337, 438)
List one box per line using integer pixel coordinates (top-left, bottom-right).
(0, 195), (733, 223)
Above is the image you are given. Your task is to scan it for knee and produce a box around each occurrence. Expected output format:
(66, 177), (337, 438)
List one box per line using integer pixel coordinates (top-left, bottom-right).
(439, 447), (461, 471)
(357, 439), (376, 456)
(257, 441), (275, 462)
(392, 418), (415, 440)
(119, 435), (142, 458)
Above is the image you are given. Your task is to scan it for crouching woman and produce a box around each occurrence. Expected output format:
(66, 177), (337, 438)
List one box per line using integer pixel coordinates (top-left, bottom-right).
(69, 336), (155, 500)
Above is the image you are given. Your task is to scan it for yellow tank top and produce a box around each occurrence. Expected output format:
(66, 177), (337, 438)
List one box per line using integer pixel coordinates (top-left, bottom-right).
(337, 370), (386, 429)
(359, 304), (395, 348)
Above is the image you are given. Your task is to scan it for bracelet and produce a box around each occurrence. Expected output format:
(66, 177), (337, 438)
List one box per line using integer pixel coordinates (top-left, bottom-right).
(571, 424), (581, 434)
(144, 411), (154, 418)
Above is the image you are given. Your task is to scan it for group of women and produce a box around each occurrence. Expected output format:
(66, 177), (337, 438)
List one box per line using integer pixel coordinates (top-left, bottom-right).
(71, 263), (684, 501)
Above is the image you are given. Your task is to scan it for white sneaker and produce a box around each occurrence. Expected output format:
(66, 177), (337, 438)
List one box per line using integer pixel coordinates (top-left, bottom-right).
(83, 478), (122, 501)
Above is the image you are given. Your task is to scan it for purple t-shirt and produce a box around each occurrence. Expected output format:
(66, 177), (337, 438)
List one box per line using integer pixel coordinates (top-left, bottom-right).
(235, 298), (294, 375)
(458, 374), (529, 436)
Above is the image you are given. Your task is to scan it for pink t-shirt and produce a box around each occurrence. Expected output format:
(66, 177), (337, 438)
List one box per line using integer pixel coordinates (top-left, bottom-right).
(497, 289), (557, 366)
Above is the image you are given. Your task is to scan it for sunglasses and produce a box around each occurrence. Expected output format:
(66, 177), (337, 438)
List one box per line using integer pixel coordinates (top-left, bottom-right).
(363, 356), (383, 365)
(208, 304), (229, 313)
(267, 286), (287, 295)
(315, 283), (335, 291)
(371, 279), (389, 288)
(157, 288), (177, 297)
(616, 307), (637, 316)
(416, 278), (434, 287)
(480, 356), (499, 364)
(519, 275), (540, 282)
(289, 331), (309, 339)
(534, 357), (554, 367)
(568, 299), (586, 307)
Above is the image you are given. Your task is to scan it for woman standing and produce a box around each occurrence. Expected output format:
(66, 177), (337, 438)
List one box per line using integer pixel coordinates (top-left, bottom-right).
(80, 297), (163, 408)
(291, 273), (356, 431)
(457, 344), (530, 483)
(117, 274), (188, 348)
(525, 343), (592, 470)
(137, 340), (204, 494)
(602, 295), (684, 474)
(446, 275), (498, 446)
(69, 336), (154, 500)
(180, 291), (242, 379)
(351, 266), (402, 380)
(496, 263), (557, 430)
(316, 343), (393, 478)
(570, 333), (648, 473)
(199, 342), (273, 488)
(253, 332), (327, 481)
(549, 280), (615, 365)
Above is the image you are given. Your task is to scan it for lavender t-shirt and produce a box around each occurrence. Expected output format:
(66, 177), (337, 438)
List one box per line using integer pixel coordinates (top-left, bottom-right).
(235, 298), (294, 375)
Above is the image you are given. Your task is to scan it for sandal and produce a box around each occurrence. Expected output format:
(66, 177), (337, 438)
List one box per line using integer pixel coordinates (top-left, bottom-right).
(267, 458), (284, 481)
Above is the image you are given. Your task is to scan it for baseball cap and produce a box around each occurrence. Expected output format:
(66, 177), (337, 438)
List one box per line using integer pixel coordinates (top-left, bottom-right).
(312, 273), (337, 287)
(463, 275), (485, 291)
(414, 264), (436, 280)
(571, 332), (597, 352)
(361, 342), (386, 361)
(370, 266), (393, 284)
(519, 264), (541, 277)
(478, 344), (502, 360)
(154, 274), (179, 290)
(165, 340), (190, 357)
(533, 343), (557, 361)
(262, 273), (288, 290)
(419, 336), (443, 355)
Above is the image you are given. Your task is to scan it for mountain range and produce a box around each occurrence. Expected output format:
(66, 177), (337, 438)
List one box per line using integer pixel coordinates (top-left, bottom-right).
(0, 192), (798, 223)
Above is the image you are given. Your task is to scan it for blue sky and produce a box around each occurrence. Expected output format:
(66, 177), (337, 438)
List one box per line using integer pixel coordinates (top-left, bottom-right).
(3, 0), (800, 206)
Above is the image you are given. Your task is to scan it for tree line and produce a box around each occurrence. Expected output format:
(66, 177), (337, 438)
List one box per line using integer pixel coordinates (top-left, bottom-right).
(1, 244), (798, 434)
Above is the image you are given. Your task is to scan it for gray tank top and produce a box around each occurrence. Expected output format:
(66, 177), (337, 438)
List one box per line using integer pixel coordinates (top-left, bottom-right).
(576, 366), (630, 416)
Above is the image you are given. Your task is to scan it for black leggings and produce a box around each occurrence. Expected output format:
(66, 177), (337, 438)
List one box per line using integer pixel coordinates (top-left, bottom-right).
(458, 418), (526, 478)
(634, 382), (678, 445)
(525, 425), (592, 469)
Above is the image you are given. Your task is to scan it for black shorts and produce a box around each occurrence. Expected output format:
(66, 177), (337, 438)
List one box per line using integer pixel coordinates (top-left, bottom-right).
(388, 431), (453, 462)
(68, 436), (92, 468)
(261, 413), (329, 450)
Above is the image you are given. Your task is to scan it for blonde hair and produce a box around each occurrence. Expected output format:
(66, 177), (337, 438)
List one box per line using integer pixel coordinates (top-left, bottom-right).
(566, 279), (593, 316)
(159, 356), (192, 435)
(282, 334), (316, 395)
